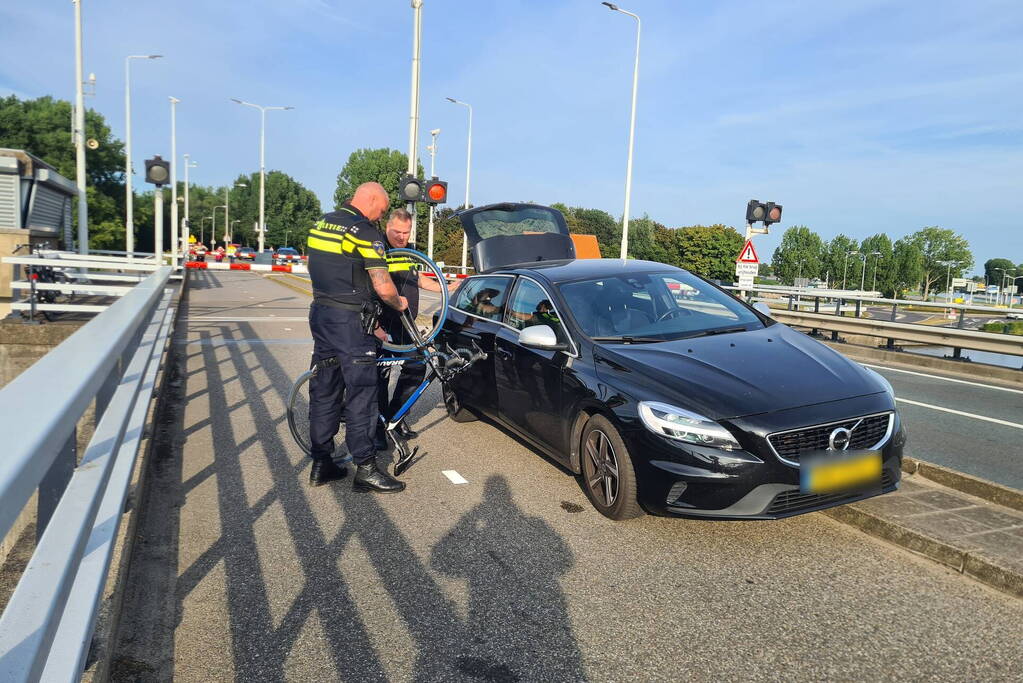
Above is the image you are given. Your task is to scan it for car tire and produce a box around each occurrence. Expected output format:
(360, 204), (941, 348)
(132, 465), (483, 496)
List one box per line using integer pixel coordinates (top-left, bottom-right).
(580, 414), (643, 520)
(442, 382), (476, 423)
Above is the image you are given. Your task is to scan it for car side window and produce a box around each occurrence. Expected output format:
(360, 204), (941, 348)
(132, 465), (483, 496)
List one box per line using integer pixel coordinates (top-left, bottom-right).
(453, 276), (511, 321)
(504, 278), (567, 341)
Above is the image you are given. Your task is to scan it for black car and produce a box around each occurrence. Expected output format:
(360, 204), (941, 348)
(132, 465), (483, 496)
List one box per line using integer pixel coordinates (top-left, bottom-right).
(437, 203), (904, 520)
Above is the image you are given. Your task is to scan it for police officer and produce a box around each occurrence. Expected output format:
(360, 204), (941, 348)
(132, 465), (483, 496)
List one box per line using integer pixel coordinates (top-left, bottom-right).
(306, 182), (408, 493)
(376, 209), (458, 441)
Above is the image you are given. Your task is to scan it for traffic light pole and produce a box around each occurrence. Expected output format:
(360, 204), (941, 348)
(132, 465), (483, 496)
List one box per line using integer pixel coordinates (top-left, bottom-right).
(427, 129), (438, 259)
(406, 0), (423, 245)
(154, 186), (163, 262)
(72, 0), (89, 255)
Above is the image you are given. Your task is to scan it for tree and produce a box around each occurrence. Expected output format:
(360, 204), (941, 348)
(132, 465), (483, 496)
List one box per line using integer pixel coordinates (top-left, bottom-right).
(676, 225), (745, 281)
(770, 226), (826, 285)
(908, 226), (974, 299)
(823, 235), (860, 289)
(984, 258), (1016, 288)
(891, 238), (925, 298)
(627, 215), (670, 263)
(0, 95), (127, 248)
(333, 148), (425, 213)
(229, 171), (321, 248)
(859, 233), (895, 294)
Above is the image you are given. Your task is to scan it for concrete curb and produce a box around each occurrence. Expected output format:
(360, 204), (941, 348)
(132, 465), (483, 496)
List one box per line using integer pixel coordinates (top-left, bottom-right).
(263, 272), (312, 298)
(823, 504), (1023, 599)
(902, 457), (1023, 513)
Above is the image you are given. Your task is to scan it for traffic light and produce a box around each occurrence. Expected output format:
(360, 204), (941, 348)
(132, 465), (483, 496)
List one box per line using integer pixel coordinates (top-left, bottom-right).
(746, 199), (782, 225)
(423, 177), (448, 205)
(145, 155), (170, 186)
(398, 174), (424, 202)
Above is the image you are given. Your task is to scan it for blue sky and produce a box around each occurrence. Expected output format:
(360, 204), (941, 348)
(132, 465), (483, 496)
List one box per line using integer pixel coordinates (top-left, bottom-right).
(2, 0), (1021, 273)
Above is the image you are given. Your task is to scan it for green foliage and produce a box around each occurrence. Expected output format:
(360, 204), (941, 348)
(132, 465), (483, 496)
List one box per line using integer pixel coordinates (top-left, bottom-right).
(771, 226), (826, 285)
(555, 205), (620, 257)
(859, 233), (895, 294)
(907, 226), (974, 299)
(675, 225), (745, 281)
(333, 148), (426, 215)
(984, 258), (1016, 287)
(227, 171), (321, 248)
(822, 234), (860, 289)
(982, 321), (1023, 336)
(891, 238), (925, 298)
(627, 215), (670, 263)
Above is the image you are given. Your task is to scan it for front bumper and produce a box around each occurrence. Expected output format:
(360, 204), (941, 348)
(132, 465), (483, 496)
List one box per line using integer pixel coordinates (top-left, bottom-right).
(628, 399), (906, 519)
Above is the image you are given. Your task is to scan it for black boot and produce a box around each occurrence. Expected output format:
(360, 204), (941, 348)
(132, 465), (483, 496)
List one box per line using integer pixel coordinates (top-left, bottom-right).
(353, 461), (406, 494)
(309, 458), (347, 487)
(395, 420), (418, 440)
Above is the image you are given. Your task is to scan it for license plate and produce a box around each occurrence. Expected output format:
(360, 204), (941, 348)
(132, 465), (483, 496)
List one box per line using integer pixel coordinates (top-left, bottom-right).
(800, 450), (882, 493)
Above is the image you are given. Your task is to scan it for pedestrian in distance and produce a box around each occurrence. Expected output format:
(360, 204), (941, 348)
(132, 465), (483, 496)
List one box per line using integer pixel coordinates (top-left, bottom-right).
(376, 208), (459, 443)
(305, 181), (409, 493)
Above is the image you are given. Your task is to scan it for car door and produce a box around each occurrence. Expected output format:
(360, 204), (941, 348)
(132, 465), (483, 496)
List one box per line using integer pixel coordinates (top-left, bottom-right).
(494, 276), (574, 452)
(445, 275), (514, 416)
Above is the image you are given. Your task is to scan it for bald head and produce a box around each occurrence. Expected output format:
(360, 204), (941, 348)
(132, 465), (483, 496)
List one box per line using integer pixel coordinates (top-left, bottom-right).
(350, 182), (390, 221)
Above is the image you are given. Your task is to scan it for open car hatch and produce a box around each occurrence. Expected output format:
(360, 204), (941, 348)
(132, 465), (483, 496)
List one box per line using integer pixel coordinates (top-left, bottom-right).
(457, 203), (576, 273)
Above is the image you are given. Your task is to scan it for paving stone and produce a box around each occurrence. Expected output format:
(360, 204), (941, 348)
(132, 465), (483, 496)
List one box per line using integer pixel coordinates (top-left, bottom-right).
(897, 510), (995, 542)
(951, 505), (1023, 531)
(858, 494), (937, 518)
(909, 489), (975, 510)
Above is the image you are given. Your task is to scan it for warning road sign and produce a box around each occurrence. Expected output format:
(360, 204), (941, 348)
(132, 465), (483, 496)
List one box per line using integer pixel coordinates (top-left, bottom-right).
(737, 239), (759, 264)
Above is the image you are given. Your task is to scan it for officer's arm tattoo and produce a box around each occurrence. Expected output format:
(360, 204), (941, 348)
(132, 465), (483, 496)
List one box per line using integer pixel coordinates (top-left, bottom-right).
(368, 268), (403, 310)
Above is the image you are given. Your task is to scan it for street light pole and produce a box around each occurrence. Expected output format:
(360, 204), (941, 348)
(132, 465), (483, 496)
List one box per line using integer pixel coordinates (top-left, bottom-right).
(231, 99), (293, 255)
(407, 0), (424, 245)
(427, 128), (440, 260)
(124, 54), (161, 257)
(1008, 276), (1023, 309)
(859, 252), (868, 292)
(183, 155), (197, 254)
(602, 2), (641, 260)
(169, 96), (179, 267)
(446, 97), (472, 272)
(871, 251), (882, 292)
(72, 0), (89, 254)
(214, 205), (225, 247)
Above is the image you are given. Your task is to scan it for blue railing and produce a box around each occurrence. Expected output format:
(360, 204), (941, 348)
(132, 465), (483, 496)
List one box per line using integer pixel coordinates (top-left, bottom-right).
(0, 266), (174, 681)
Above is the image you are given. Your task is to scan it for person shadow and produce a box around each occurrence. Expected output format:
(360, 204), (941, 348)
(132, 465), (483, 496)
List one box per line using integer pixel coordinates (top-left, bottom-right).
(424, 475), (586, 682)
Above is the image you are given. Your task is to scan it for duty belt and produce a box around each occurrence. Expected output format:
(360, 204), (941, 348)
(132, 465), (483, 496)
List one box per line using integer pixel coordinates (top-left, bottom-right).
(312, 295), (364, 312)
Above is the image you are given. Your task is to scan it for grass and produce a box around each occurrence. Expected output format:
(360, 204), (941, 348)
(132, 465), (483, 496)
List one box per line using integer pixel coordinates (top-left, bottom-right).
(981, 321), (1023, 336)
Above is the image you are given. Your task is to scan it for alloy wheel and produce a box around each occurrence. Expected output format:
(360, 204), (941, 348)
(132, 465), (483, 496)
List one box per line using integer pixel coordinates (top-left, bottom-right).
(584, 429), (620, 507)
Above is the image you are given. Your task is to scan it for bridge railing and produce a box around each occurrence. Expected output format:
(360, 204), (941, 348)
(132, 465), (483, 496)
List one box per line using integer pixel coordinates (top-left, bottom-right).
(0, 266), (174, 681)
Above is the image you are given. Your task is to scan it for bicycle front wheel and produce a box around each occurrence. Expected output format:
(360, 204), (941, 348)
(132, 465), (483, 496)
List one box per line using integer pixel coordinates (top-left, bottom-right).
(381, 247), (451, 353)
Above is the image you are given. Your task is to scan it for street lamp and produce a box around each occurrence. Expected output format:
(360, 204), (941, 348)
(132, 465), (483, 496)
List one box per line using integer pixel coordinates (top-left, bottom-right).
(426, 128), (440, 260)
(200, 215), (212, 246)
(183, 155), (197, 254)
(867, 252), (883, 292)
(994, 268), (1009, 306)
(72, 0), (88, 254)
(795, 259), (805, 285)
(842, 250), (859, 290)
(124, 54), (162, 257)
(230, 98), (294, 254)
(859, 251), (872, 292)
(1008, 276), (1023, 309)
(446, 97), (472, 273)
(224, 182), (247, 245)
(169, 96), (180, 267)
(601, 1), (641, 260)
(214, 206), (226, 247)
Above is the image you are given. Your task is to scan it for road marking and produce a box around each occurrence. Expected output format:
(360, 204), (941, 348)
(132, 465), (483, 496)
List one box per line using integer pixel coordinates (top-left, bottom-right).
(863, 363), (1023, 395)
(896, 398), (1023, 430)
(442, 470), (468, 485)
(184, 316), (309, 322)
(175, 338), (314, 346)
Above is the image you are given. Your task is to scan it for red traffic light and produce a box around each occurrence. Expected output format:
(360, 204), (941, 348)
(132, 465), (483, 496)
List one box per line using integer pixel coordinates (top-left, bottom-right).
(424, 178), (448, 205)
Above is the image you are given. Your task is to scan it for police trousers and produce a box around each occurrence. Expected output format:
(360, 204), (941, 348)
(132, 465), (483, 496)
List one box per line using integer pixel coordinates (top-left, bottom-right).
(308, 303), (378, 465)
(378, 354), (427, 423)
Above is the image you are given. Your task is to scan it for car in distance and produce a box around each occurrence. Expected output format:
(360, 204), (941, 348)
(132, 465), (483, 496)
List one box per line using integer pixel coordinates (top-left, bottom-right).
(236, 246), (256, 261)
(437, 203), (904, 520)
(275, 246), (300, 265)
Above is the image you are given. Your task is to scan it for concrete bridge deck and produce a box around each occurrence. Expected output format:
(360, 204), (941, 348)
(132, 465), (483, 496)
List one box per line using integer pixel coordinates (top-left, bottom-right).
(110, 270), (1023, 681)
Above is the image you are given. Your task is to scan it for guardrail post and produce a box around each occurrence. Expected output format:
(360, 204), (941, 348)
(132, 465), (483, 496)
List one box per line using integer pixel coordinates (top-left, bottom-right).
(831, 298), (842, 342)
(37, 428), (76, 539)
(95, 360), (120, 425)
(787, 295), (794, 311)
(956, 309), (966, 329)
(855, 300), (862, 318)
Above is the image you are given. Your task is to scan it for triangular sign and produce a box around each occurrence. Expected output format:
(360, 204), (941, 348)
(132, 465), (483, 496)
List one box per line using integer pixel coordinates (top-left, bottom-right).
(737, 239), (759, 264)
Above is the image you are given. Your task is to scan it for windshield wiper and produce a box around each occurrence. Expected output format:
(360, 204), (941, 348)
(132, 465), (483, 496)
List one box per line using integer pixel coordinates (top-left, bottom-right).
(677, 326), (749, 339)
(591, 336), (664, 344)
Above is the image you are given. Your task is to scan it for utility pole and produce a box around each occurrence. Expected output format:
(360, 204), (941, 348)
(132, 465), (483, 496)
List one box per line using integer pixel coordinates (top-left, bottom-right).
(406, 0), (424, 245)
(426, 128), (440, 259)
(169, 97), (179, 267)
(72, 0), (88, 254)
(154, 187), (163, 260)
(183, 155), (196, 255)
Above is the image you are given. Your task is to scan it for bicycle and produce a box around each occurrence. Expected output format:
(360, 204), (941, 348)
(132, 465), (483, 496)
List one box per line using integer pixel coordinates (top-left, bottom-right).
(285, 248), (485, 476)
(12, 242), (74, 322)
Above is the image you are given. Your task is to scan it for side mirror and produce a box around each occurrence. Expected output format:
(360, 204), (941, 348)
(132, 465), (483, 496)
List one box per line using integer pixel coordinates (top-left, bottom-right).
(518, 324), (568, 351)
(753, 302), (773, 318)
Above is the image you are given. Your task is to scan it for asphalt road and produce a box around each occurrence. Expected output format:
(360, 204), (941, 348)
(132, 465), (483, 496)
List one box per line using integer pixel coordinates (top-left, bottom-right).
(112, 270), (1023, 682)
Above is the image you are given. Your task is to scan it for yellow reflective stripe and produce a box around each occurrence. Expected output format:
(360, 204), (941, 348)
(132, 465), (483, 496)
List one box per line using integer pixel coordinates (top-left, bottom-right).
(357, 246), (380, 259)
(307, 235), (344, 254)
(310, 228), (343, 242)
(347, 233), (372, 246)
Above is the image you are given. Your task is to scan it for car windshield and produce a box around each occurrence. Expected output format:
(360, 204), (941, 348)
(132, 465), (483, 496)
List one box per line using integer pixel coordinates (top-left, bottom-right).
(278, 248), (297, 255)
(558, 271), (764, 342)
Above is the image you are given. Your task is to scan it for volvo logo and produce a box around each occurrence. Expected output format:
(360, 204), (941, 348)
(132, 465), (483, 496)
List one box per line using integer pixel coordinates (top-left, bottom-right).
(828, 427), (852, 451)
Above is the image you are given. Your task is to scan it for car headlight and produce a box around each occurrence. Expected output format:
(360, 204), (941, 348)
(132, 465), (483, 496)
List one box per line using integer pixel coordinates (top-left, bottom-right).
(862, 366), (895, 398)
(638, 401), (741, 451)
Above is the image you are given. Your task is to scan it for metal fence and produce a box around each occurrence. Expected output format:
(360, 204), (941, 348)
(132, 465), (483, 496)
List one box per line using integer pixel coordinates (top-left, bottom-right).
(0, 266), (174, 681)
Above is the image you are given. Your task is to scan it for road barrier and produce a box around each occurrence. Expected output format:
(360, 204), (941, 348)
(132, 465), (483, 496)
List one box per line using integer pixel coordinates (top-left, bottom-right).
(0, 267), (174, 681)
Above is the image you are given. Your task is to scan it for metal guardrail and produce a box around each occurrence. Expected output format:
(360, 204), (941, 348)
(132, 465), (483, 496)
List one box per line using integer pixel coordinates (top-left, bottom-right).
(0, 267), (174, 681)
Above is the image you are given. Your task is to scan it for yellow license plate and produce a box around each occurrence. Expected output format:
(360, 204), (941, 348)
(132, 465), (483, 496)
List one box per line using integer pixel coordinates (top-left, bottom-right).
(801, 451), (882, 493)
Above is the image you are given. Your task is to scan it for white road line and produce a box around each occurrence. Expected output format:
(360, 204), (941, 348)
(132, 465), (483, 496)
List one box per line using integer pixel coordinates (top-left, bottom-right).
(896, 398), (1023, 430)
(184, 316), (309, 322)
(862, 363), (1023, 395)
(442, 470), (469, 485)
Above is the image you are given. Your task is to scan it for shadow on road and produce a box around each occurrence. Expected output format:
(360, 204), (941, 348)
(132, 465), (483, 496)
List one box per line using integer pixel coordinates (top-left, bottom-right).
(112, 290), (585, 681)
